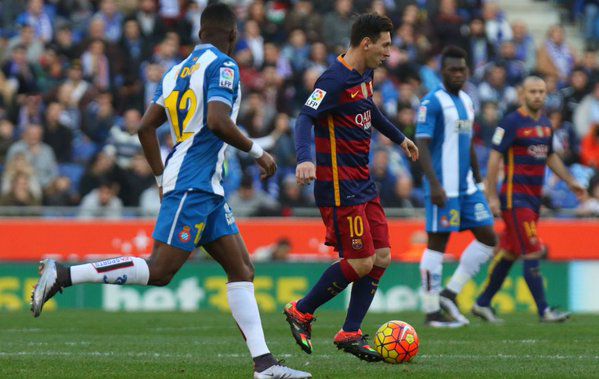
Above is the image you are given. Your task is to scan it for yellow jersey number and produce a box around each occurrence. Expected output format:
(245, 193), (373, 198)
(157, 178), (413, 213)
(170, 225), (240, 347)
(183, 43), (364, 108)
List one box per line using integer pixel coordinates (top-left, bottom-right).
(164, 89), (198, 143)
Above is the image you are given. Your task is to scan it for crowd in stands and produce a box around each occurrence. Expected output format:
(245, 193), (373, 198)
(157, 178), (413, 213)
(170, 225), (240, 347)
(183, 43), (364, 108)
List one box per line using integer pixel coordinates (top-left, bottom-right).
(0, 0), (598, 218)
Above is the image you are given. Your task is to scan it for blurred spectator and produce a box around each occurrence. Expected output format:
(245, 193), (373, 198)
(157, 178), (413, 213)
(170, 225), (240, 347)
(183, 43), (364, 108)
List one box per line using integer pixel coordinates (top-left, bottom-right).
(241, 20), (265, 68)
(16, 0), (53, 43)
(581, 49), (599, 86)
(537, 25), (577, 84)
(560, 67), (590, 125)
(83, 91), (116, 145)
(279, 174), (309, 216)
(284, 1), (322, 43)
(227, 174), (280, 217)
(143, 63), (164, 107)
(550, 109), (580, 166)
(465, 17), (495, 73)
(119, 153), (153, 206)
(544, 75), (563, 112)
(17, 93), (43, 132)
(0, 171), (41, 206)
(511, 20), (536, 72)
(477, 65), (518, 115)
(580, 123), (599, 169)
(43, 102), (73, 163)
(434, 0), (467, 50)
(94, 0), (124, 43)
(139, 183), (160, 217)
(281, 29), (311, 75)
(53, 25), (78, 61)
(0, 119), (15, 164)
(371, 149), (414, 208)
(576, 174), (599, 217)
(7, 24), (44, 63)
(2, 44), (38, 95)
(108, 108), (142, 169)
(119, 18), (151, 80)
(583, 0), (599, 49)
(5, 123), (58, 188)
(135, 0), (167, 45)
(323, 0), (354, 54)
(474, 101), (500, 147)
(252, 238), (292, 261)
(44, 176), (76, 206)
(494, 41), (527, 86)
(574, 82), (599, 139)
(79, 145), (123, 197)
(81, 39), (111, 91)
(419, 54), (441, 93)
(36, 46), (65, 94)
(1, 151), (42, 199)
(78, 179), (123, 219)
(482, 2), (512, 46)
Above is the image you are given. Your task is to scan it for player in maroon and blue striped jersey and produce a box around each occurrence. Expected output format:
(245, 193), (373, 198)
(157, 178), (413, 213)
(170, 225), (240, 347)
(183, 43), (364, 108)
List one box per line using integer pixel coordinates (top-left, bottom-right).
(473, 76), (585, 323)
(283, 13), (418, 362)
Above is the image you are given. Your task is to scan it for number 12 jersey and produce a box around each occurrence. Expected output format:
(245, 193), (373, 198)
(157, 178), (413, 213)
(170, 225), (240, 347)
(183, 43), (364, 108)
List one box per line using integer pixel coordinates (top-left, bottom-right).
(153, 43), (241, 197)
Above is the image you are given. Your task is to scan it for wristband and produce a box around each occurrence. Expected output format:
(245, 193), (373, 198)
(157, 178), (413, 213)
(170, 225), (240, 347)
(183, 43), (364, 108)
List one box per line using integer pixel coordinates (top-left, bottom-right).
(248, 142), (264, 159)
(155, 174), (163, 186)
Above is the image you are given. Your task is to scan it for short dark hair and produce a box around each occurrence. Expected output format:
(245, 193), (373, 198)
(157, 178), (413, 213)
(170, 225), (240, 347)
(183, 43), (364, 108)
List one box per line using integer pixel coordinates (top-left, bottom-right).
(440, 45), (467, 68)
(200, 2), (236, 31)
(350, 13), (394, 47)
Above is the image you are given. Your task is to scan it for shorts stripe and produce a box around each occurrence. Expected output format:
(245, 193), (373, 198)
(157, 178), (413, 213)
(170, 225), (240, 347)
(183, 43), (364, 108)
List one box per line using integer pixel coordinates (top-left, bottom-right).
(167, 191), (189, 244)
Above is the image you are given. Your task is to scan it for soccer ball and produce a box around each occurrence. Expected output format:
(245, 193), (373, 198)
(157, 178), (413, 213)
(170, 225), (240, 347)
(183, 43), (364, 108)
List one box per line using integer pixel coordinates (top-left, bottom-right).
(373, 320), (419, 364)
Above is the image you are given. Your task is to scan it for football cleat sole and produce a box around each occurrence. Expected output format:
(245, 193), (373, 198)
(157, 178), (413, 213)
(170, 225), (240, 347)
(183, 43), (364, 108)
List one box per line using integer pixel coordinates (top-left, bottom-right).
(31, 259), (58, 318)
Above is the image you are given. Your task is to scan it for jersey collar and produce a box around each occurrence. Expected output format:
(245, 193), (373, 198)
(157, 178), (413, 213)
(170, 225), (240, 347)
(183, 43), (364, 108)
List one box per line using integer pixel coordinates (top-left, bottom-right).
(337, 55), (353, 71)
(194, 43), (214, 51)
(518, 106), (541, 121)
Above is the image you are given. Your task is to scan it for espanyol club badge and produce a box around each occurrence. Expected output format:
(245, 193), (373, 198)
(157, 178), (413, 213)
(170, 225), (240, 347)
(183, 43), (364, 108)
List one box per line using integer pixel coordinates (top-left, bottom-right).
(179, 226), (192, 243)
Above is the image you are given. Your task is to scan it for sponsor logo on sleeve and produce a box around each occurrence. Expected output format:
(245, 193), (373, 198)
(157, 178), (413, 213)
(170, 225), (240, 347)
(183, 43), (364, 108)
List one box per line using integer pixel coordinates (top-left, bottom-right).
(305, 89), (326, 109)
(492, 127), (505, 145)
(219, 67), (235, 90)
(417, 106), (427, 123)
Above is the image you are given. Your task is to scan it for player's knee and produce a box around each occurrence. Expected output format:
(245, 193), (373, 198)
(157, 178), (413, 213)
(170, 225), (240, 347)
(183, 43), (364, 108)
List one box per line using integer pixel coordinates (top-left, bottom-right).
(477, 230), (497, 247)
(348, 256), (375, 277)
(228, 261), (255, 282)
(374, 248), (392, 268)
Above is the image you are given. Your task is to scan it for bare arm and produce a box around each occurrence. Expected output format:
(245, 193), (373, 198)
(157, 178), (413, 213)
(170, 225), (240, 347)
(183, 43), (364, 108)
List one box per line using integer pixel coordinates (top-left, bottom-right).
(207, 101), (276, 179)
(138, 103), (168, 177)
(547, 153), (586, 198)
(485, 150), (502, 216)
(416, 137), (446, 206)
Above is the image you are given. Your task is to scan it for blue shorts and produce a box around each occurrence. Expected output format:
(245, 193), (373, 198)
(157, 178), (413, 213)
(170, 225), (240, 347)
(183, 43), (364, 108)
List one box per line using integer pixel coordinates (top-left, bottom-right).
(425, 190), (494, 233)
(153, 190), (239, 252)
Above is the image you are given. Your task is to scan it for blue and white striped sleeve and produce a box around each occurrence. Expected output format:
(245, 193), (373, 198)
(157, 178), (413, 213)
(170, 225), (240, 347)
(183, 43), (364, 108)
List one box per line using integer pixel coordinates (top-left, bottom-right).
(415, 95), (440, 139)
(206, 58), (240, 108)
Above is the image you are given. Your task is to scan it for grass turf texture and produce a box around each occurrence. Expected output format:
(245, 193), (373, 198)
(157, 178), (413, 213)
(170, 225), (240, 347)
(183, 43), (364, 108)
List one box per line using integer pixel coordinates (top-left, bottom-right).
(1, 310), (598, 378)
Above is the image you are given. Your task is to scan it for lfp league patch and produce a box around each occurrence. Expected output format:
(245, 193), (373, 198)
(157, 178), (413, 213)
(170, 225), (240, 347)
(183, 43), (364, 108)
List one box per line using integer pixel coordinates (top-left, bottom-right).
(305, 88), (327, 109)
(492, 127), (505, 145)
(219, 67), (234, 90)
(417, 103), (428, 123)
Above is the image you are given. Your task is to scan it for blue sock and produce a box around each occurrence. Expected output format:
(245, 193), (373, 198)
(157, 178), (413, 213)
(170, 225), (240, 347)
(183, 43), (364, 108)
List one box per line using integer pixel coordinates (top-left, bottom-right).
(476, 257), (514, 307)
(523, 259), (548, 316)
(343, 266), (385, 332)
(296, 260), (358, 314)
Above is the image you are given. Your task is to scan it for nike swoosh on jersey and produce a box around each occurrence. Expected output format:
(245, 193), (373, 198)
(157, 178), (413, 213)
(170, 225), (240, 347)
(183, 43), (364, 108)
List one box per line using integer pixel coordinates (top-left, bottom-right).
(350, 91), (360, 98)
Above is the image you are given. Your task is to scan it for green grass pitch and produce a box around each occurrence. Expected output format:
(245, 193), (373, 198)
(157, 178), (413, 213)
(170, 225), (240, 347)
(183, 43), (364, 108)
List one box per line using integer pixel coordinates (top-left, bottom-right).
(1, 310), (598, 378)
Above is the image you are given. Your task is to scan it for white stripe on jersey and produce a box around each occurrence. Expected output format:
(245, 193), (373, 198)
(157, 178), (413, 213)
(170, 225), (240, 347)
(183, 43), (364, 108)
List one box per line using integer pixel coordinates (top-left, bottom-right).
(209, 83), (242, 195)
(435, 91), (461, 197)
(162, 49), (217, 194)
(459, 91), (478, 195)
